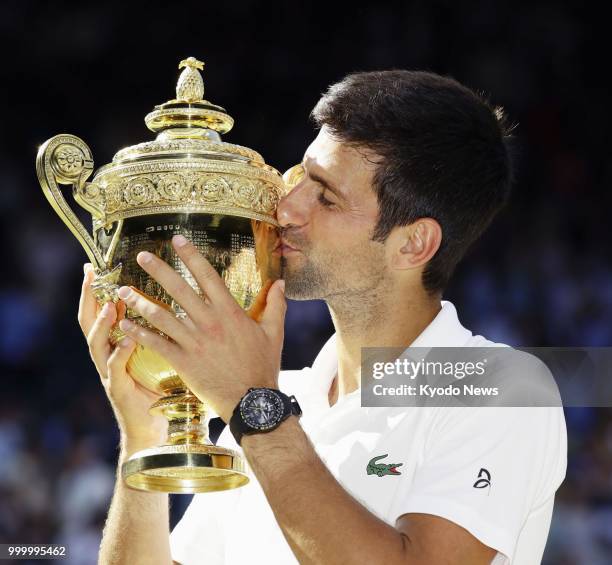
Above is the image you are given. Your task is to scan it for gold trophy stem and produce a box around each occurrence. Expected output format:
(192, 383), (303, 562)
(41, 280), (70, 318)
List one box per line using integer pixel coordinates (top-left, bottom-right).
(153, 389), (211, 446)
(121, 388), (249, 493)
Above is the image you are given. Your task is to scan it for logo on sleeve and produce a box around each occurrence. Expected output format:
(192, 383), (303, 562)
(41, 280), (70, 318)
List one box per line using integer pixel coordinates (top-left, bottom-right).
(473, 468), (491, 489)
(366, 454), (403, 477)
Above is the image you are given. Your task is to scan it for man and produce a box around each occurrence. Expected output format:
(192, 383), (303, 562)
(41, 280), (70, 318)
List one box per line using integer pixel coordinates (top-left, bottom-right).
(79, 70), (567, 564)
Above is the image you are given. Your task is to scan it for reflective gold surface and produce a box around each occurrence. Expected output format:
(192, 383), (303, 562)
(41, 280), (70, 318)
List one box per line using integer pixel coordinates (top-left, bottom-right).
(123, 444), (249, 494)
(36, 57), (283, 493)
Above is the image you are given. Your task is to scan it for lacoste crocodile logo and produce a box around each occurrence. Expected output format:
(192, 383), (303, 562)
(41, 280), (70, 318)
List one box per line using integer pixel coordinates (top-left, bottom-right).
(366, 454), (403, 477)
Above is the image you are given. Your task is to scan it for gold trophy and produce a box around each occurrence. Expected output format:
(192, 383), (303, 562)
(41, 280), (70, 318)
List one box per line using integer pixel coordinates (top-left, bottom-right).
(35, 57), (285, 494)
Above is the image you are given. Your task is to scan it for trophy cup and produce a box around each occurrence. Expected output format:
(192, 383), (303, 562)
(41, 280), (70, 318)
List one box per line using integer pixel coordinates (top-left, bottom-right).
(35, 57), (285, 494)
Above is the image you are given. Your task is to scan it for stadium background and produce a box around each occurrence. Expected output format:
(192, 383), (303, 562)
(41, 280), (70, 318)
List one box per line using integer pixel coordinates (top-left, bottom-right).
(0, 1), (609, 563)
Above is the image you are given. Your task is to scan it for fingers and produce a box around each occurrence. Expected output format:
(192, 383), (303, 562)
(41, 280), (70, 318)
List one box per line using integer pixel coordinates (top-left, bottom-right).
(117, 286), (197, 348)
(171, 235), (237, 309)
(260, 279), (287, 342)
(78, 263), (97, 337)
(135, 249), (211, 324)
(118, 317), (181, 366)
(87, 301), (117, 379)
(106, 336), (138, 394)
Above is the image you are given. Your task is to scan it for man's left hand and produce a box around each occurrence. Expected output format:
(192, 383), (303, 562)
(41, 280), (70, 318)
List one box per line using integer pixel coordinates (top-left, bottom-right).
(116, 234), (287, 423)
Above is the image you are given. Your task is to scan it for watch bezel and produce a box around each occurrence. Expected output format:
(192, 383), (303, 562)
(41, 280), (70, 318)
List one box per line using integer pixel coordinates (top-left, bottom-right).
(239, 388), (286, 431)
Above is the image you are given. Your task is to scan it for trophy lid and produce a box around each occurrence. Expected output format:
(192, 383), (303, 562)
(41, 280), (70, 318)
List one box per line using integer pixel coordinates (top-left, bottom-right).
(143, 57), (235, 136)
(87, 57), (284, 226)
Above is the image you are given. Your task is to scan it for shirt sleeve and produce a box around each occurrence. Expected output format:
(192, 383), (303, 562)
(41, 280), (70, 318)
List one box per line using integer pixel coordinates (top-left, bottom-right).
(169, 368), (302, 564)
(389, 406), (567, 564)
(170, 426), (242, 565)
(169, 491), (226, 565)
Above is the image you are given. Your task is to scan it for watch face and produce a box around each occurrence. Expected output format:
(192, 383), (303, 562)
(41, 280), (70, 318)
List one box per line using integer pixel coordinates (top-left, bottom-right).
(240, 389), (285, 431)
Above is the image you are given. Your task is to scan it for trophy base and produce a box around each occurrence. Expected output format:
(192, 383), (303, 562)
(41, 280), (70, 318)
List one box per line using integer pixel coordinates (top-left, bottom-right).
(122, 443), (249, 494)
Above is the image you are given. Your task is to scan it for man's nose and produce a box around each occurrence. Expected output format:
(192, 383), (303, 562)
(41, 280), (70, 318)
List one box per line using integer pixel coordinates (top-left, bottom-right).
(277, 183), (309, 228)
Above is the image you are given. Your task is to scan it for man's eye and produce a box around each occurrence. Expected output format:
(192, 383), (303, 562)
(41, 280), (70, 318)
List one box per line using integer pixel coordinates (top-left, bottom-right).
(317, 192), (335, 208)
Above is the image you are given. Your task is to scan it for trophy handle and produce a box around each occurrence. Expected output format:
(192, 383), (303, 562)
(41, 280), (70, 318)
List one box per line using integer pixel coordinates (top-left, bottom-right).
(36, 134), (107, 271)
(96, 218), (124, 267)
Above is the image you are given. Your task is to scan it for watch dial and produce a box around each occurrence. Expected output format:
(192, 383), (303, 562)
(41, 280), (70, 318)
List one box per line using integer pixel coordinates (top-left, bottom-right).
(241, 390), (285, 430)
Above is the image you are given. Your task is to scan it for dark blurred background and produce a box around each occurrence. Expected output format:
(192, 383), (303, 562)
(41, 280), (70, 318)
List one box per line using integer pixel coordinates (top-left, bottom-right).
(0, 1), (610, 563)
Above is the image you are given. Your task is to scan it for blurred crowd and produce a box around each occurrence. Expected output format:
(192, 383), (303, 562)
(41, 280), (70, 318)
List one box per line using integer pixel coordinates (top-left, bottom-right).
(0, 1), (610, 563)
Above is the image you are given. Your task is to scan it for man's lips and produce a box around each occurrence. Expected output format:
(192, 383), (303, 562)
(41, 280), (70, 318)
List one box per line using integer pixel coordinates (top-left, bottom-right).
(273, 239), (301, 254)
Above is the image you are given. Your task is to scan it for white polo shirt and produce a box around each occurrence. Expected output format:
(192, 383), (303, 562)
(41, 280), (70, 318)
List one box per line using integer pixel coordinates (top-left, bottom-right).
(170, 301), (567, 565)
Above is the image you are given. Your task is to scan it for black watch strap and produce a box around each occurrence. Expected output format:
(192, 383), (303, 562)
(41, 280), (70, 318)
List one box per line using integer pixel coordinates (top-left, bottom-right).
(229, 388), (302, 446)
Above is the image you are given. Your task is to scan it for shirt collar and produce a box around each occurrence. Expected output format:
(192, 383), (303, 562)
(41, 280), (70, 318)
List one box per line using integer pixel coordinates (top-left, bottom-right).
(408, 300), (473, 348)
(309, 300), (473, 398)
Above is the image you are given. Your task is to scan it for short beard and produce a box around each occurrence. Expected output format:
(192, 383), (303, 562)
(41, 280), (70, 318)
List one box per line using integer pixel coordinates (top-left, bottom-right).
(280, 240), (387, 307)
(281, 247), (393, 334)
(281, 256), (330, 300)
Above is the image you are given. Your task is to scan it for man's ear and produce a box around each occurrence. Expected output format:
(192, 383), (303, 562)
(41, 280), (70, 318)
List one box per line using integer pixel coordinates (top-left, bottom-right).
(387, 219), (442, 270)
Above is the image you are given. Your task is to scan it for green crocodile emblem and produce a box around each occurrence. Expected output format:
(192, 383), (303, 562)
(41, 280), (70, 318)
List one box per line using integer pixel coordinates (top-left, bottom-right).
(366, 454), (403, 477)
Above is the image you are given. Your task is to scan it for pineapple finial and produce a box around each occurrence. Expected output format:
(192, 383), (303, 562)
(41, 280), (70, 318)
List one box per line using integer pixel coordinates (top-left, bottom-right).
(176, 57), (205, 102)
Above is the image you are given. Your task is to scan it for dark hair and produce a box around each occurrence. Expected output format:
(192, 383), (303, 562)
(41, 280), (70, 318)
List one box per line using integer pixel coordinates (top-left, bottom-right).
(311, 70), (516, 295)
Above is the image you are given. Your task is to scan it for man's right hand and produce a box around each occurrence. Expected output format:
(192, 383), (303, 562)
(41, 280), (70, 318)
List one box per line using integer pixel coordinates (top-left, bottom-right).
(78, 263), (167, 455)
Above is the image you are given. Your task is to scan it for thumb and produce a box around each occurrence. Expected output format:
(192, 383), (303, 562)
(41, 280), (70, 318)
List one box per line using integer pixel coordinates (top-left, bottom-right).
(260, 279), (286, 339)
(106, 336), (138, 393)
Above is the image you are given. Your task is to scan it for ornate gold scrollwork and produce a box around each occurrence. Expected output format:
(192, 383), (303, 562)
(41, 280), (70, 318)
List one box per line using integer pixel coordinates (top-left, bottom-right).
(90, 264), (123, 304)
(80, 170), (282, 225)
(36, 134), (107, 270)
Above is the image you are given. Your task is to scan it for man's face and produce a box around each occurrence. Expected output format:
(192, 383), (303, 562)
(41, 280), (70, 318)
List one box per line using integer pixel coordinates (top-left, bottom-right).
(276, 127), (388, 301)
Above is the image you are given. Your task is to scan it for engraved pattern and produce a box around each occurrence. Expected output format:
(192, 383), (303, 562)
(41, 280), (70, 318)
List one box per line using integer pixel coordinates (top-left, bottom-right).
(196, 176), (229, 201)
(37, 134), (105, 268)
(153, 394), (204, 407)
(232, 179), (257, 208)
(113, 138), (261, 162)
(54, 143), (85, 176)
(168, 422), (206, 436)
(83, 181), (101, 200)
(90, 264), (123, 304)
(105, 182), (123, 213)
(124, 177), (155, 205)
(177, 57), (205, 101)
(97, 158), (281, 183)
(157, 173), (188, 201)
(82, 169), (282, 224)
(261, 185), (280, 210)
(177, 68), (204, 101)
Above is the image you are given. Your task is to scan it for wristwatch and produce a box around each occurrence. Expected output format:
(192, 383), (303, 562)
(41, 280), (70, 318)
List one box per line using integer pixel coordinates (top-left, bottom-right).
(229, 387), (302, 446)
